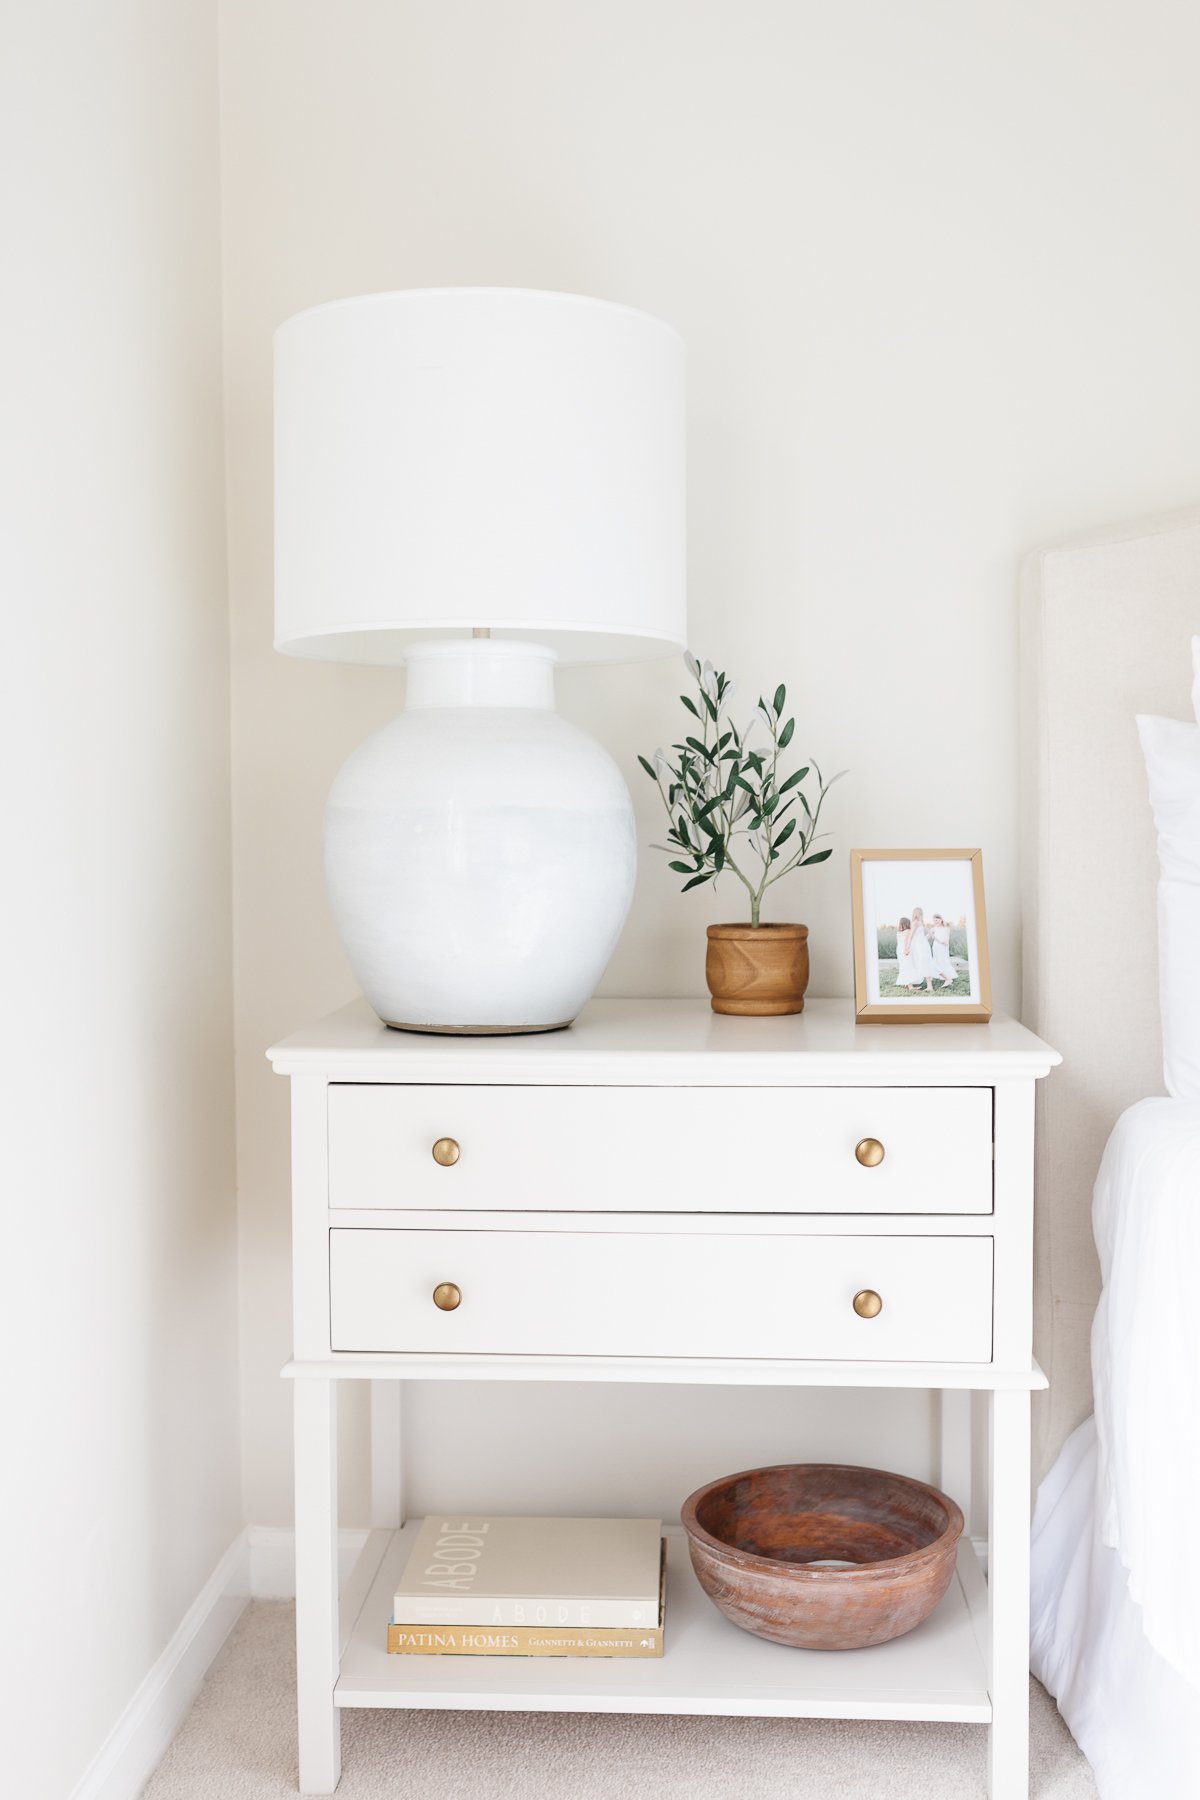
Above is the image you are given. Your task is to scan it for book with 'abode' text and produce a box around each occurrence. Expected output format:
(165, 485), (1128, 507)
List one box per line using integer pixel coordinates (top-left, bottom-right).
(390, 1516), (664, 1629)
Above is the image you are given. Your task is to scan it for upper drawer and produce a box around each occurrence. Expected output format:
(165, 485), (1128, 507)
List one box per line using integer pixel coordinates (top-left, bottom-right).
(327, 1084), (993, 1214)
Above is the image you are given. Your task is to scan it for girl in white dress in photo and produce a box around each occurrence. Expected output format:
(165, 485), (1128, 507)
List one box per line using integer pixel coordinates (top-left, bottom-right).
(930, 914), (955, 987)
(908, 907), (934, 993)
(894, 915), (915, 987)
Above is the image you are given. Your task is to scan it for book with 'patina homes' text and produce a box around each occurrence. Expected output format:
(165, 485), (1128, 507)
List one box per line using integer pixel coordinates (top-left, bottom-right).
(388, 1545), (666, 1656)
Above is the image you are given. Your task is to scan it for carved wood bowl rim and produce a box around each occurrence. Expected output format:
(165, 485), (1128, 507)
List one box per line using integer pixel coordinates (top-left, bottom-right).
(680, 1461), (965, 1583)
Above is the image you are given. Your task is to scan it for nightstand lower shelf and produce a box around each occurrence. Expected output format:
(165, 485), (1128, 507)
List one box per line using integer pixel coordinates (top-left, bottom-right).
(335, 1523), (992, 1723)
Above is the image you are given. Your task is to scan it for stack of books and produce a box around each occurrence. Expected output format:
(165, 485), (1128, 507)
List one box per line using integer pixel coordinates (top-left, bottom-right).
(387, 1516), (666, 1657)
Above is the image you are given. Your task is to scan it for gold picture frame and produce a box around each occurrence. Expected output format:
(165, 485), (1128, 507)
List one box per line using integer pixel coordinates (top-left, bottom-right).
(851, 849), (992, 1023)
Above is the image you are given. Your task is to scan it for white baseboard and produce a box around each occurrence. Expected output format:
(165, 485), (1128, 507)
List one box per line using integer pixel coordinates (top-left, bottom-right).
(248, 1524), (373, 1598)
(69, 1531), (251, 1800)
(68, 1525), (374, 1800)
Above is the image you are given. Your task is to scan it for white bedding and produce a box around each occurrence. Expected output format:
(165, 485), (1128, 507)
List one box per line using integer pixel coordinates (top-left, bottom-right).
(1031, 1097), (1200, 1796)
(1030, 1417), (1200, 1800)
(1092, 1096), (1200, 1687)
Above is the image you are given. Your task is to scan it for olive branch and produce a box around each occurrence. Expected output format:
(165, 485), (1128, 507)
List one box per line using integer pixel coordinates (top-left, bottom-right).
(638, 654), (844, 928)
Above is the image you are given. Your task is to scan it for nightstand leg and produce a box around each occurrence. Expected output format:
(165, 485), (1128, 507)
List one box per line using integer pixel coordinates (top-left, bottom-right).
(987, 1387), (1031, 1800)
(295, 1379), (341, 1795)
(937, 1389), (974, 1530)
(369, 1378), (405, 1527)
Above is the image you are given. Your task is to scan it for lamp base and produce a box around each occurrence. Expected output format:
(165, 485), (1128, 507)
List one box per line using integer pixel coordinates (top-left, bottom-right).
(323, 640), (636, 1035)
(382, 1017), (573, 1036)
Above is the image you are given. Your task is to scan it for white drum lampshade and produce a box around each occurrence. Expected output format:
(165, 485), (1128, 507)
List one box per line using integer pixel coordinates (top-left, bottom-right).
(274, 288), (686, 1034)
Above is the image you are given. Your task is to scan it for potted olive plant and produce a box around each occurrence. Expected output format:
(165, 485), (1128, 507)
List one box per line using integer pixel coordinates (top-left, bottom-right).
(638, 655), (842, 1015)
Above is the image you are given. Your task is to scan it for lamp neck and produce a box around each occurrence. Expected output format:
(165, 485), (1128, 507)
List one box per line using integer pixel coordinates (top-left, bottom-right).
(404, 639), (557, 711)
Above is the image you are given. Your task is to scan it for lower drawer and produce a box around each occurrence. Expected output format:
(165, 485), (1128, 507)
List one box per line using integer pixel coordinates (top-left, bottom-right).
(328, 1228), (994, 1362)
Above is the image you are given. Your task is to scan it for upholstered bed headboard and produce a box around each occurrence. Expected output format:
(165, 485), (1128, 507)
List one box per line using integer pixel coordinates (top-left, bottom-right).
(1021, 507), (1200, 1479)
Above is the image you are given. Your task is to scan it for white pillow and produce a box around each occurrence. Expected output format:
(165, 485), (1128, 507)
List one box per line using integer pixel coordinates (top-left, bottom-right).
(1137, 636), (1200, 1099)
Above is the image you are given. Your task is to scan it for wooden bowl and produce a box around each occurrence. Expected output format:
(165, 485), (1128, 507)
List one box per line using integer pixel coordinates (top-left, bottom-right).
(681, 1463), (964, 1650)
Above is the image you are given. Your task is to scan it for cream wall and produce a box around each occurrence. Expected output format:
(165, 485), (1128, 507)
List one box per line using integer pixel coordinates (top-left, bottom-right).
(219, 0), (1200, 1525)
(1, 3), (239, 1795)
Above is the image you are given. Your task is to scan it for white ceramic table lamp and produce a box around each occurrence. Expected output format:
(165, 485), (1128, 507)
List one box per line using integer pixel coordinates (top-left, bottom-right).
(274, 288), (686, 1034)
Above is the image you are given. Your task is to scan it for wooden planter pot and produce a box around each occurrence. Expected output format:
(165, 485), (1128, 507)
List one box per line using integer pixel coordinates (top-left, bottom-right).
(705, 922), (810, 1016)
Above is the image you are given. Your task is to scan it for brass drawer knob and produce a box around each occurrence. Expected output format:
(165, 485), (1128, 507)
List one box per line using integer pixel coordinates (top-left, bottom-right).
(431, 1137), (461, 1167)
(432, 1282), (462, 1311)
(854, 1137), (885, 1168)
(853, 1289), (883, 1319)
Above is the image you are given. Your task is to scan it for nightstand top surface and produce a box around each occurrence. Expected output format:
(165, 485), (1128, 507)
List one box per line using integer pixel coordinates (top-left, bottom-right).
(268, 996), (1059, 1083)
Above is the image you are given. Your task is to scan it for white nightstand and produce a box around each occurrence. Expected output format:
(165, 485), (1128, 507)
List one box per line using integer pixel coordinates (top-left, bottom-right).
(269, 997), (1059, 1798)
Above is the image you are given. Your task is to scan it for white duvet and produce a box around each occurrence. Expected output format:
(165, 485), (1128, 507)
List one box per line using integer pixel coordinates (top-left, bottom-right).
(1091, 1096), (1200, 1689)
(1031, 1097), (1200, 1799)
(1031, 1417), (1200, 1800)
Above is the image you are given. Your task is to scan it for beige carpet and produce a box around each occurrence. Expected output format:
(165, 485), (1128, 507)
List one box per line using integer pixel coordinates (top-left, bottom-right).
(143, 1602), (1098, 1799)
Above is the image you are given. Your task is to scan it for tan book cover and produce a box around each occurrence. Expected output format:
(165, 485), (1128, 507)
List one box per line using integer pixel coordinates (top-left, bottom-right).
(388, 1550), (666, 1657)
(391, 1515), (663, 1628)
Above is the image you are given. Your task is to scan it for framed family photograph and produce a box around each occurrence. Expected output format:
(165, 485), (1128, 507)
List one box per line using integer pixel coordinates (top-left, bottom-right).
(850, 849), (992, 1022)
